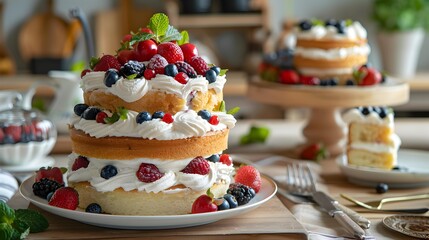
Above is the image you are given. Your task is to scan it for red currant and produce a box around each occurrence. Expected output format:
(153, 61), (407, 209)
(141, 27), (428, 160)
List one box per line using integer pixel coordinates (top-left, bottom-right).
(174, 72), (189, 84)
(208, 115), (219, 125)
(219, 154), (232, 166)
(162, 113), (174, 124)
(81, 69), (91, 78)
(279, 70), (300, 84)
(135, 39), (158, 62)
(121, 34), (132, 43)
(117, 49), (137, 65)
(144, 69), (156, 80)
(96, 112), (108, 124)
(140, 27), (153, 34)
(180, 43), (198, 62)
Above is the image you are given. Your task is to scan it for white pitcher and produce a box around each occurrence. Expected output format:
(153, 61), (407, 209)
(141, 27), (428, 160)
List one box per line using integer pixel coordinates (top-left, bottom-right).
(22, 71), (83, 134)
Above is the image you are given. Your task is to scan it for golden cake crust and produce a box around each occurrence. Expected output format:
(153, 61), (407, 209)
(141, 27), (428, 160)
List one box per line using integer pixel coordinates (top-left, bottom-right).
(70, 181), (229, 215)
(84, 89), (223, 114)
(296, 38), (367, 49)
(69, 127), (229, 160)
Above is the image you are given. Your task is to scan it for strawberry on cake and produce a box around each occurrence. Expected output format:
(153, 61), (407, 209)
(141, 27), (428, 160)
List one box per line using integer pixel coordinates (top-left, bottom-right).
(66, 13), (239, 215)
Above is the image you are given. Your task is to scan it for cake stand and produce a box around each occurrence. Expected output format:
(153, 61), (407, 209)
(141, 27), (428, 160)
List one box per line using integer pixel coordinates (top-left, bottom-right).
(247, 78), (410, 156)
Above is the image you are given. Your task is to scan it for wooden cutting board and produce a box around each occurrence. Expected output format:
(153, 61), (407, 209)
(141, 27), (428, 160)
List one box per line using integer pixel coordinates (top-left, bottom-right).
(18, 0), (69, 60)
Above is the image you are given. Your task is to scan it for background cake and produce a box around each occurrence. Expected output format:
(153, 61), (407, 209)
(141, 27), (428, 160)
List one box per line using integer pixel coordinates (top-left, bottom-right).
(67, 13), (237, 215)
(293, 19), (370, 82)
(343, 106), (401, 170)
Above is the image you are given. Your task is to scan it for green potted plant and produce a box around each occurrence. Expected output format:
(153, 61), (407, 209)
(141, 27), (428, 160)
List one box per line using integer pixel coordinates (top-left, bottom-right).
(373, 0), (429, 79)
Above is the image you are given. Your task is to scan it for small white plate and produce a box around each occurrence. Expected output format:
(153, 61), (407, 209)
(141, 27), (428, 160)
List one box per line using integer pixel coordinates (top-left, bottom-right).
(337, 149), (429, 188)
(20, 175), (277, 229)
(0, 156), (55, 173)
(383, 215), (429, 239)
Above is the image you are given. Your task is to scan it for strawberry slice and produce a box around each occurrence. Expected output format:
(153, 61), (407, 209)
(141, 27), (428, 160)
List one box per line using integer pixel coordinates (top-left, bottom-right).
(157, 42), (184, 63)
(299, 143), (328, 161)
(48, 187), (79, 210)
(35, 167), (65, 184)
(234, 165), (262, 193)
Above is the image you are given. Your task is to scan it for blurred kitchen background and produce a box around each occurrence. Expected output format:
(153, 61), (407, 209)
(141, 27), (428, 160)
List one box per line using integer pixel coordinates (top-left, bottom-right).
(1, 0), (429, 120)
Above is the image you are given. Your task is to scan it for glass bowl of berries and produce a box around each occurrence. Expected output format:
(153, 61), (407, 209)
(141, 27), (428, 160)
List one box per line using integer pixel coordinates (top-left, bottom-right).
(0, 92), (57, 166)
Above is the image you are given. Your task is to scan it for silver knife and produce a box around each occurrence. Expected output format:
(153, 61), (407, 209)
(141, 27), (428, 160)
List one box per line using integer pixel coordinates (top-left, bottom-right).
(313, 191), (367, 240)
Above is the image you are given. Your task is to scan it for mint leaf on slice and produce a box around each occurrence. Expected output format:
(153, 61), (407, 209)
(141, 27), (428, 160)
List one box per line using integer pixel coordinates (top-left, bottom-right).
(126, 74), (137, 80)
(0, 201), (15, 225)
(15, 209), (48, 233)
(218, 101), (226, 112)
(11, 219), (30, 239)
(178, 31), (189, 45)
(89, 57), (99, 70)
(129, 32), (154, 47)
(219, 69), (228, 76)
(149, 13), (169, 40)
(160, 25), (182, 43)
(118, 107), (129, 120)
(227, 107), (240, 115)
(105, 113), (120, 124)
(60, 167), (68, 174)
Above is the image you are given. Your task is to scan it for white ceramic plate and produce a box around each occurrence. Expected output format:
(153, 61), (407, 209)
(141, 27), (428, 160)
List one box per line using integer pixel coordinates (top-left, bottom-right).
(383, 215), (429, 239)
(20, 175), (277, 229)
(337, 149), (429, 188)
(0, 156), (55, 173)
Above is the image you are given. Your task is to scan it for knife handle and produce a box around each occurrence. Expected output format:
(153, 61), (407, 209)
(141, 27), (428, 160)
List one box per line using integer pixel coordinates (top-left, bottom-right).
(335, 202), (371, 229)
(333, 211), (366, 240)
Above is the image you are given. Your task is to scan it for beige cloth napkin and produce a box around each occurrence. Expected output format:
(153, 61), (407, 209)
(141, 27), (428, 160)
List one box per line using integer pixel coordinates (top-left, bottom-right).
(249, 155), (375, 240)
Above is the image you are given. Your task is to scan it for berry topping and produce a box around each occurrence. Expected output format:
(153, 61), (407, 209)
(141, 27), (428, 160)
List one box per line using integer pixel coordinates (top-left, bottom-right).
(300, 75), (320, 85)
(93, 55), (121, 71)
(279, 70), (299, 84)
(198, 110), (211, 120)
(86, 203), (103, 214)
(210, 66), (220, 76)
(227, 183), (255, 206)
(345, 79), (355, 86)
(136, 111), (152, 124)
(334, 20), (346, 34)
(35, 167), (64, 184)
(74, 104), (89, 116)
(48, 187), (79, 210)
(144, 69), (156, 80)
(164, 64), (179, 77)
(139, 27), (153, 34)
(359, 67), (382, 86)
(117, 49), (138, 65)
(152, 111), (165, 119)
(147, 54), (168, 72)
(4, 125), (21, 143)
(378, 107), (387, 118)
(136, 163), (164, 183)
(361, 107), (371, 115)
(104, 69), (120, 87)
(298, 20), (312, 31)
(121, 34), (132, 43)
(190, 56), (209, 75)
(32, 178), (64, 199)
(174, 72), (189, 84)
(300, 143), (328, 161)
(234, 165), (262, 193)
(100, 165), (118, 179)
(72, 156), (90, 171)
(81, 69), (91, 78)
(82, 107), (101, 120)
(135, 39), (158, 62)
(162, 113), (174, 124)
(376, 183), (389, 194)
(223, 193), (238, 208)
(180, 43), (198, 62)
(182, 156), (210, 175)
(205, 69), (217, 83)
(175, 61), (197, 78)
(157, 42), (184, 63)
(191, 194), (217, 214)
(96, 112), (108, 124)
(120, 60), (145, 78)
(208, 115), (219, 125)
(325, 19), (337, 26)
(206, 154), (220, 163)
(215, 197), (230, 211)
(219, 154), (232, 166)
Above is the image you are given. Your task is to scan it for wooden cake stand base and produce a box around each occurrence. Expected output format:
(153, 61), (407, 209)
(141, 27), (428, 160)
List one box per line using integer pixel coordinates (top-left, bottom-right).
(248, 79), (410, 156)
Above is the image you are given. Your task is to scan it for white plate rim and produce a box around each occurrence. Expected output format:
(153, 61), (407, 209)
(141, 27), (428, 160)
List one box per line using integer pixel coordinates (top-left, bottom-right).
(20, 174), (277, 229)
(337, 149), (429, 188)
(383, 215), (429, 239)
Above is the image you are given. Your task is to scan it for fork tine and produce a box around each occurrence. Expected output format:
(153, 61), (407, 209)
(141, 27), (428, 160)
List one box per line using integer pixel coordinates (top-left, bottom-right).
(303, 164), (317, 193)
(285, 162), (316, 196)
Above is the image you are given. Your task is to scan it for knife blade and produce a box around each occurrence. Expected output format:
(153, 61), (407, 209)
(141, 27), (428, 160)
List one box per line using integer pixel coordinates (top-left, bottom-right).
(313, 191), (367, 240)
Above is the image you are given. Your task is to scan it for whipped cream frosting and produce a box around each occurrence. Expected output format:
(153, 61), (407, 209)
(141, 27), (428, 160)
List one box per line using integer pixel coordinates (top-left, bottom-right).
(350, 134), (401, 152)
(295, 44), (370, 60)
(70, 109), (236, 140)
(67, 154), (234, 193)
(295, 21), (367, 40)
(342, 108), (394, 128)
(81, 71), (226, 103)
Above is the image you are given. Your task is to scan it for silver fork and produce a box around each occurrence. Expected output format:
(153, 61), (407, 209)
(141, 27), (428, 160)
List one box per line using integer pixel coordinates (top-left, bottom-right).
(285, 162), (371, 229)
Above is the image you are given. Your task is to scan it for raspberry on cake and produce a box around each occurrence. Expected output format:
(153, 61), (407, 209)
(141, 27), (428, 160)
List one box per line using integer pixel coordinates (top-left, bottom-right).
(68, 13), (237, 215)
(343, 106), (401, 170)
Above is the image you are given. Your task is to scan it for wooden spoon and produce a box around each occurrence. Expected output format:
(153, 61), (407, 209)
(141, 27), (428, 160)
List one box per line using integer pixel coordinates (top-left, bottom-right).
(18, 0), (69, 60)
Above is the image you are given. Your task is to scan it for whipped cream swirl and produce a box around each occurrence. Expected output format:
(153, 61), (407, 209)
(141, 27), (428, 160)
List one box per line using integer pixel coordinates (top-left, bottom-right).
(295, 21), (367, 40)
(295, 44), (370, 60)
(67, 154), (234, 193)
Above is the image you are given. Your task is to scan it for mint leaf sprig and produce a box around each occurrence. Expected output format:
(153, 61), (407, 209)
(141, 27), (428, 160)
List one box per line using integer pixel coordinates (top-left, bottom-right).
(217, 101), (240, 115)
(105, 107), (129, 124)
(0, 202), (49, 239)
(240, 126), (271, 145)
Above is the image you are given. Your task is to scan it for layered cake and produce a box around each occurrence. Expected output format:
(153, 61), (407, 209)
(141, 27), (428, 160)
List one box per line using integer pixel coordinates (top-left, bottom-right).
(67, 13), (237, 215)
(293, 19), (370, 82)
(343, 107), (401, 170)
